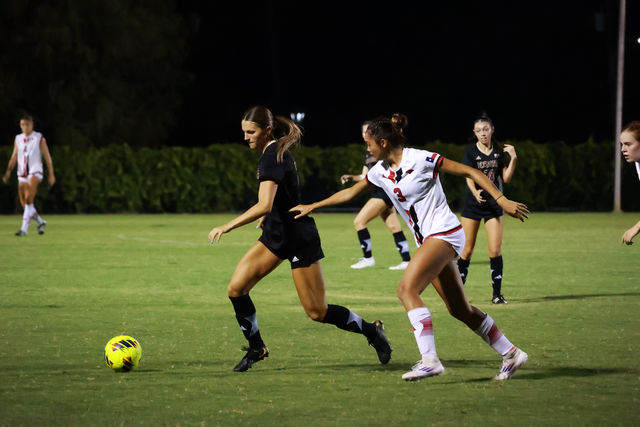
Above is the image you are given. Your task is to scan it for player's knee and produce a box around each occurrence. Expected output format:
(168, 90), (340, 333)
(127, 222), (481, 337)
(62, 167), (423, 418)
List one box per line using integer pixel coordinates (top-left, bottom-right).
(396, 281), (413, 303)
(305, 305), (327, 322)
(353, 217), (366, 229)
(448, 305), (473, 324)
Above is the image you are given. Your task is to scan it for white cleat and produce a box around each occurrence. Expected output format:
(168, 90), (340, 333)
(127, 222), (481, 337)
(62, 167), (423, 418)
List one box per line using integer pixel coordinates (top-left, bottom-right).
(493, 347), (528, 381)
(350, 257), (375, 269)
(389, 261), (410, 270)
(402, 356), (445, 381)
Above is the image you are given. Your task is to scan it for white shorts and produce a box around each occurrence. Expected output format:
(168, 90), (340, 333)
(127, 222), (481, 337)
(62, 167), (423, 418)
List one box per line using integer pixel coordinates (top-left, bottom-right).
(18, 172), (43, 183)
(427, 226), (465, 257)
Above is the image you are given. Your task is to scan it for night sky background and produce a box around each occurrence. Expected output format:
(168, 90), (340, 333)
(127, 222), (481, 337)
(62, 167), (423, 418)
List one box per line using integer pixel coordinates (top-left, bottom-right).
(175, 0), (640, 147)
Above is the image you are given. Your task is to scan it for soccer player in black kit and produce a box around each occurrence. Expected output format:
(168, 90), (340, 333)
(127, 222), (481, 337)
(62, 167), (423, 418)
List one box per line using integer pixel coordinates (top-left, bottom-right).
(456, 114), (518, 304)
(208, 106), (391, 372)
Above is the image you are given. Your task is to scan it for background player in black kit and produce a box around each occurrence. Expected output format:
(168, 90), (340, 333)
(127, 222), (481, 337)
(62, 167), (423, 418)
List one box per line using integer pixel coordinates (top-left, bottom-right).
(340, 121), (411, 270)
(456, 114), (518, 304)
(208, 106), (391, 372)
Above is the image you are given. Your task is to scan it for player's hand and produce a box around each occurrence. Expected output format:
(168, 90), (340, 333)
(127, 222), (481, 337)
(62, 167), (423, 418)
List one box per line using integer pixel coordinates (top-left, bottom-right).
(622, 227), (639, 245)
(473, 190), (486, 203)
(2, 173), (9, 184)
(497, 197), (529, 222)
(48, 173), (56, 187)
(503, 144), (517, 159)
(208, 226), (226, 244)
(289, 204), (314, 219)
(340, 174), (351, 184)
(256, 216), (265, 229)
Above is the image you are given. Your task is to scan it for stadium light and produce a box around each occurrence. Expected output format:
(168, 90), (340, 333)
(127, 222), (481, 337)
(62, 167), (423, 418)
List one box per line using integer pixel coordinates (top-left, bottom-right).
(290, 112), (305, 124)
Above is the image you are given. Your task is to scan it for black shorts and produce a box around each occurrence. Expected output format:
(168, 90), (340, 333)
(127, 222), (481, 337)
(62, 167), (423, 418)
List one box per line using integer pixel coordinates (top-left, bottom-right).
(370, 186), (393, 207)
(461, 193), (503, 221)
(259, 217), (325, 269)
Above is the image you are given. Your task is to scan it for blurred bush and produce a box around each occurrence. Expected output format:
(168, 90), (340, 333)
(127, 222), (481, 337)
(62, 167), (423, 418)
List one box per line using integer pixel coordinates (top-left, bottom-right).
(0, 141), (638, 214)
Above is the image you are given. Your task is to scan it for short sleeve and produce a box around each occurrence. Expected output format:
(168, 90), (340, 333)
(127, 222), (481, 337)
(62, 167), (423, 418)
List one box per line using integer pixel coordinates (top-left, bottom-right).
(257, 147), (284, 183)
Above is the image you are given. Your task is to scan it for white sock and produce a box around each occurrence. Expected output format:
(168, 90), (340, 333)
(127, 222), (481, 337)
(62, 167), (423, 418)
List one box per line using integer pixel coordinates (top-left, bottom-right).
(21, 205), (31, 232)
(407, 306), (437, 358)
(28, 204), (44, 225)
(474, 314), (514, 356)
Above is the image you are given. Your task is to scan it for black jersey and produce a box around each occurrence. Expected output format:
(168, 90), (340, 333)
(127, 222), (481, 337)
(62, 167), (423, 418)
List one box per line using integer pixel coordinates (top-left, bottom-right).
(364, 151), (377, 170)
(461, 143), (506, 199)
(257, 143), (323, 267)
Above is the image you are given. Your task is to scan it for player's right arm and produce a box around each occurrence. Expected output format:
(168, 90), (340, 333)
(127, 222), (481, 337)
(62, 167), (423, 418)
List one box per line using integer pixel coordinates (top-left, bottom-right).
(2, 141), (18, 184)
(209, 180), (277, 243)
(291, 179), (370, 219)
(622, 218), (640, 245)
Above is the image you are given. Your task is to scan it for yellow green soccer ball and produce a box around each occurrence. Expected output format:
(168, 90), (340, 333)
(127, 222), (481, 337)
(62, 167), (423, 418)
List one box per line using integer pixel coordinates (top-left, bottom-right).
(104, 335), (142, 372)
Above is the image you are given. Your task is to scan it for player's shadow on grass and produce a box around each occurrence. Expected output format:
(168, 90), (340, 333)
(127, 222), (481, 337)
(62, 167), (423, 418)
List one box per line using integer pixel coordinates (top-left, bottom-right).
(460, 366), (636, 383)
(516, 292), (640, 303)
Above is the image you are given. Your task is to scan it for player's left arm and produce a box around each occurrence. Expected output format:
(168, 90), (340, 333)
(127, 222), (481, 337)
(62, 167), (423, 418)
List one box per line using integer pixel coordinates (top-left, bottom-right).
(622, 218), (640, 245)
(502, 144), (517, 183)
(40, 137), (55, 186)
(209, 180), (277, 243)
(439, 157), (529, 221)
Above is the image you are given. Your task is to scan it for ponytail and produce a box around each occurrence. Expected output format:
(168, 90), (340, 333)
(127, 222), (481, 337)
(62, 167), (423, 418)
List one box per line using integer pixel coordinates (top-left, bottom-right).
(273, 116), (302, 163)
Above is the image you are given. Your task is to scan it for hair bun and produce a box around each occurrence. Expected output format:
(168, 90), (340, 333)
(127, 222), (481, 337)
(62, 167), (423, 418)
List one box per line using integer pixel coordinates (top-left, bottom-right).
(390, 113), (408, 131)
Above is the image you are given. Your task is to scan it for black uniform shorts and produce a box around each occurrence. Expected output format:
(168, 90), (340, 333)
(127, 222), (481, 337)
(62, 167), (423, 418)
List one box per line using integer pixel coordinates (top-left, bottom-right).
(461, 193), (504, 221)
(259, 216), (325, 269)
(370, 186), (393, 207)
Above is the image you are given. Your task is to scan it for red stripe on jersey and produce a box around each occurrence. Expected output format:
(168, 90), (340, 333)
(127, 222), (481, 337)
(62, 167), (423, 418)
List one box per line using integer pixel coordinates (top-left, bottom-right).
(487, 323), (502, 345)
(433, 155), (443, 179)
(427, 224), (462, 239)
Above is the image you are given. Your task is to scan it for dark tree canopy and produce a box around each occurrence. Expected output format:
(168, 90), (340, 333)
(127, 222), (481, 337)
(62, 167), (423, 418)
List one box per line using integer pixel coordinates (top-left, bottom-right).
(0, 0), (197, 148)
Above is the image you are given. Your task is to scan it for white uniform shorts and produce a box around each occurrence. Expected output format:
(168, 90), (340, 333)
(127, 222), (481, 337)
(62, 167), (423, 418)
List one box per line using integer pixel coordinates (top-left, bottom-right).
(427, 226), (466, 257)
(18, 172), (43, 183)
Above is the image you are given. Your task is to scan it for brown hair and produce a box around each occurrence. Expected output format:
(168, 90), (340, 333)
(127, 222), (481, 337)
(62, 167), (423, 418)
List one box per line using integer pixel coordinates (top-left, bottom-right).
(623, 121), (640, 142)
(20, 114), (34, 122)
(242, 106), (302, 162)
(366, 113), (408, 150)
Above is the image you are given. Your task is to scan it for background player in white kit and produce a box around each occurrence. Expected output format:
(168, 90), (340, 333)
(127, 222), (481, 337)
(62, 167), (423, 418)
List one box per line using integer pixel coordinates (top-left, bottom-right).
(620, 120), (640, 245)
(292, 114), (530, 381)
(2, 115), (55, 236)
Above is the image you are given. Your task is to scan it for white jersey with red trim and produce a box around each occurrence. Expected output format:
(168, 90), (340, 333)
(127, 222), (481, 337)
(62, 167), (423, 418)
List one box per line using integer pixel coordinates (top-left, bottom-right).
(15, 132), (44, 178)
(366, 147), (460, 247)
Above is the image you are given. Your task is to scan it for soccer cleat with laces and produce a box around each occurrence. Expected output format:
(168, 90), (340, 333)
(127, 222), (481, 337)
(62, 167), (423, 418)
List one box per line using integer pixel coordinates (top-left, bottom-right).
(367, 320), (392, 364)
(492, 295), (508, 304)
(493, 347), (528, 380)
(233, 346), (269, 372)
(350, 257), (375, 269)
(388, 261), (410, 270)
(15, 230), (26, 236)
(37, 221), (46, 235)
(402, 356), (445, 381)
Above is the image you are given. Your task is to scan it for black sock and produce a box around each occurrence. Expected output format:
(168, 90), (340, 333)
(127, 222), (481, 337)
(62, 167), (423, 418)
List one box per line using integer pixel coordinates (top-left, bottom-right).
(490, 256), (503, 296)
(457, 257), (470, 284)
(393, 231), (411, 262)
(357, 229), (372, 258)
(229, 294), (265, 349)
(322, 304), (376, 339)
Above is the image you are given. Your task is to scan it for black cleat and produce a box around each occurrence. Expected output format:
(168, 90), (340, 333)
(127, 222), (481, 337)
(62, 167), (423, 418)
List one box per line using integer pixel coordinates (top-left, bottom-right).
(233, 346), (269, 372)
(37, 221), (46, 235)
(368, 320), (392, 364)
(15, 230), (26, 236)
(492, 295), (508, 304)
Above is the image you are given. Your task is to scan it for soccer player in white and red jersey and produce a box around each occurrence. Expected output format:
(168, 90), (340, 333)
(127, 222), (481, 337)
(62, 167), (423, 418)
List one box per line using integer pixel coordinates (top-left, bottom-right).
(292, 113), (529, 381)
(2, 115), (55, 236)
(620, 120), (640, 245)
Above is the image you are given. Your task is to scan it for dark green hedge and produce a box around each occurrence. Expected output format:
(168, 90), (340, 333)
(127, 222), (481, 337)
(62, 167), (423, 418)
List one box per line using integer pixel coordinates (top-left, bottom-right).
(1, 140), (638, 214)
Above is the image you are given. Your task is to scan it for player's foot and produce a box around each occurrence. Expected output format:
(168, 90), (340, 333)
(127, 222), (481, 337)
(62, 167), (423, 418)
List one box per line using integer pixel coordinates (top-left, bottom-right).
(367, 320), (392, 364)
(493, 347), (528, 380)
(37, 221), (46, 235)
(233, 346), (269, 372)
(350, 257), (375, 269)
(388, 261), (410, 270)
(492, 295), (508, 304)
(15, 230), (26, 236)
(402, 356), (445, 381)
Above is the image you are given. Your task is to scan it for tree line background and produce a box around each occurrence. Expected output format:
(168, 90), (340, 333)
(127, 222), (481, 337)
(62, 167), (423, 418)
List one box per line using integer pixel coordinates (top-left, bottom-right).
(0, 1), (638, 214)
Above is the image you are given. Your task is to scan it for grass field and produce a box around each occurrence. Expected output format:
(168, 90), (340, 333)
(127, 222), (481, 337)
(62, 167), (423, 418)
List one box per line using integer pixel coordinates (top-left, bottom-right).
(1, 212), (639, 426)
